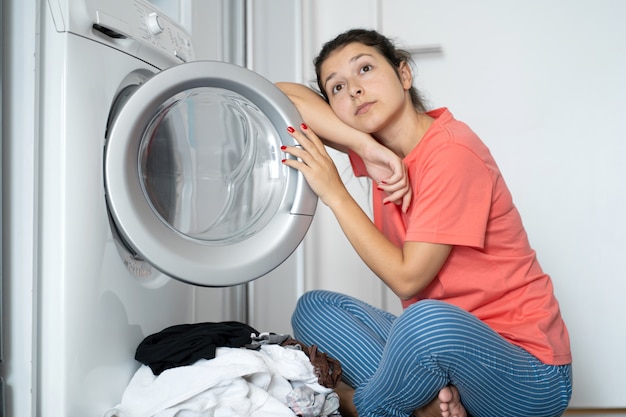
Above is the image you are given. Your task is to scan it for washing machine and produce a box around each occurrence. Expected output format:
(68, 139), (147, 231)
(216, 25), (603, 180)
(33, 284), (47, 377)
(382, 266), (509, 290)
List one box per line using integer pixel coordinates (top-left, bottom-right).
(29, 0), (316, 414)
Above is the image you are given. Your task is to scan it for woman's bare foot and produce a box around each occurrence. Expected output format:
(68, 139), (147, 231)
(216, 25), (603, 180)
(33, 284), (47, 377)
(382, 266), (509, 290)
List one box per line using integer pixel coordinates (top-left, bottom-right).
(414, 385), (466, 417)
(335, 381), (466, 417)
(438, 385), (466, 417)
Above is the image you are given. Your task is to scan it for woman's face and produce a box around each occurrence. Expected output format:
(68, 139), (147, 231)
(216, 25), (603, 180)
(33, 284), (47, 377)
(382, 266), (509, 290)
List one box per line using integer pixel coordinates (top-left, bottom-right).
(319, 42), (412, 134)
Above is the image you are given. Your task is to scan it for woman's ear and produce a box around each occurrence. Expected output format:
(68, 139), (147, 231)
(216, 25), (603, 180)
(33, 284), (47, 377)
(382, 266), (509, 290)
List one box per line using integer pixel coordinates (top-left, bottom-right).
(399, 61), (413, 89)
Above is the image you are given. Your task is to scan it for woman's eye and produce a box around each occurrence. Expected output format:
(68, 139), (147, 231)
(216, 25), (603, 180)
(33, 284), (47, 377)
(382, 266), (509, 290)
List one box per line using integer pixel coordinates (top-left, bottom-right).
(331, 84), (344, 94)
(360, 64), (372, 74)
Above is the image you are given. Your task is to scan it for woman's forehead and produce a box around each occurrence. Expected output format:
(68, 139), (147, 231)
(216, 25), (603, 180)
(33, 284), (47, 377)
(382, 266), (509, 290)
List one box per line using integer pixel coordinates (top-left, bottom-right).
(321, 43), (382, 75)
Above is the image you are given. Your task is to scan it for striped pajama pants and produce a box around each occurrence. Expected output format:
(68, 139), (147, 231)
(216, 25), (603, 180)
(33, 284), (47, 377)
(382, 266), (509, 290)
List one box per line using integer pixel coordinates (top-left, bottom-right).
(291, 290), (572, 417)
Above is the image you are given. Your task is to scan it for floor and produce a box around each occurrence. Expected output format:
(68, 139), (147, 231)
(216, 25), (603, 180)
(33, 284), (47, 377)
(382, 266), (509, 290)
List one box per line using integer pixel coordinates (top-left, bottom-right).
(563, 410), (626, 416)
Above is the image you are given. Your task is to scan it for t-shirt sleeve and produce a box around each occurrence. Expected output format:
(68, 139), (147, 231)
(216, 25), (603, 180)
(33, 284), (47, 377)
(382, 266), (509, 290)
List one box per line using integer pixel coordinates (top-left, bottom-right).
(348, 149), (369, 177)
(406, 144), (493, 248)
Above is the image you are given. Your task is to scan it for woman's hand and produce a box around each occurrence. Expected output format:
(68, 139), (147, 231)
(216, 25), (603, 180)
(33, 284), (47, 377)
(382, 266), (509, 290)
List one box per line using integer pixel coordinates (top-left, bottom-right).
(281, 124), (351, 209)
(359, 141), (412, 213)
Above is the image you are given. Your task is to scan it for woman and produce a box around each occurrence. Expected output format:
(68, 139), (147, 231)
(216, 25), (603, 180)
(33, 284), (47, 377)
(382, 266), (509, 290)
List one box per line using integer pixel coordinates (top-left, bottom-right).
(277, 29), (572, 417)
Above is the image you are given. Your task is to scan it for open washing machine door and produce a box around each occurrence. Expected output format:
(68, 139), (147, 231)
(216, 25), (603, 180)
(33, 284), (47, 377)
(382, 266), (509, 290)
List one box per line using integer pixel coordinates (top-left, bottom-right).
(104, 61), (317, 287)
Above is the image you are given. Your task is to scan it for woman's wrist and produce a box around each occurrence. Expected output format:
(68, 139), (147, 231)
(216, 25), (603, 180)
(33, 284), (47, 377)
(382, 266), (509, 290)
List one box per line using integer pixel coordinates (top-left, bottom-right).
(348, 131), (378, 157)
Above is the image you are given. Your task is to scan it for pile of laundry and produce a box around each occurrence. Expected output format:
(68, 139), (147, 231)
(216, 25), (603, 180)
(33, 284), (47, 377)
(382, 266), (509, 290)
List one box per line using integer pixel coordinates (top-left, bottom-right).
(103, 321), (343, 417)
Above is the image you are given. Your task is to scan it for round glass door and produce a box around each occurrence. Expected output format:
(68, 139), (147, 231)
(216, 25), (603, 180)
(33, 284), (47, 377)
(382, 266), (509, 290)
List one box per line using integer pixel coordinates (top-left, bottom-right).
(140, 86), (286, 245)
(105, 61), (317, 287)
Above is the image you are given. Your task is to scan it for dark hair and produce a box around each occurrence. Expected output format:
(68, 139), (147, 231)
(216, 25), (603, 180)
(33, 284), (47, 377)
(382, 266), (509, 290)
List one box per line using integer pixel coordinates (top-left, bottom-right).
(314, 29), (427, 112)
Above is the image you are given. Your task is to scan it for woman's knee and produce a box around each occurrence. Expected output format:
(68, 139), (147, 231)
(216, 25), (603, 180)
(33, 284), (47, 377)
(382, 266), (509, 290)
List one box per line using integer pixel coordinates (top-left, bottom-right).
(392, 300), (479, 345)
(291, 290), (335, 333)
(294, 290), (332, 316)
(401, 299), (466, 323)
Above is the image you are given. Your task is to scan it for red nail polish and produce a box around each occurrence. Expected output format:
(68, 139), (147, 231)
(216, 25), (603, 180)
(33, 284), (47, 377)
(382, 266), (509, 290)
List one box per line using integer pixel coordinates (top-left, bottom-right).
(384, 201), (391, 205)
(301, 123), (308, 130)
(287, 126), (295, 133)
(281, 159), (287, 163)
(377, 186), (383, 191)
(281, 145), (287, 150)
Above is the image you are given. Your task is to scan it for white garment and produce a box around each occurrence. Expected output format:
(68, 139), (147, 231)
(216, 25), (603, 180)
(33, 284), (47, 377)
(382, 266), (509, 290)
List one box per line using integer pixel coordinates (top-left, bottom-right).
(103, 345), (332, 417)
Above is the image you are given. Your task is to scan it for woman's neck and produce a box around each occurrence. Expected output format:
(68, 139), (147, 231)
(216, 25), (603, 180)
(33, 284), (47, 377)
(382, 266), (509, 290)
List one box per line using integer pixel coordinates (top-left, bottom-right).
(375, 108), (434, 158)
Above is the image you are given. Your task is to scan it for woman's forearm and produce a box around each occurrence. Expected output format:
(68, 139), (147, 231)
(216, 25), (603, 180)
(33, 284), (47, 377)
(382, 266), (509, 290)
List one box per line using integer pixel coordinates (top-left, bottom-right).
(276, 82), (373, 154)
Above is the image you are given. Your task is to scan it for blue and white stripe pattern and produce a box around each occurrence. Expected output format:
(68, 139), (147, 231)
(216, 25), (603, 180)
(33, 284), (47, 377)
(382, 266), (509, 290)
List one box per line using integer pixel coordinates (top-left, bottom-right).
(291, 290), (572, 417)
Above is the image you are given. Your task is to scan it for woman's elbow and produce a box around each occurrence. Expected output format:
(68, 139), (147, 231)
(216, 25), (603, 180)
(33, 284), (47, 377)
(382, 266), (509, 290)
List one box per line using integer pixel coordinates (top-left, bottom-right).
(275, 82), (307, 98)
(388, 271), (436, 301)
(389, 279), (422, 301)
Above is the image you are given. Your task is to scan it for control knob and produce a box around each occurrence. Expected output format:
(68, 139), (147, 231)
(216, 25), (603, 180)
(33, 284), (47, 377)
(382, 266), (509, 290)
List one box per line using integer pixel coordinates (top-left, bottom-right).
(147, 12), (164, 35)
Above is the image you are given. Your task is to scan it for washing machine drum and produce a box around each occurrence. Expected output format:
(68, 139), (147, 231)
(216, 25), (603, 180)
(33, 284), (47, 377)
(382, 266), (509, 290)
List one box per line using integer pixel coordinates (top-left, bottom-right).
(104, 61), (317, 287)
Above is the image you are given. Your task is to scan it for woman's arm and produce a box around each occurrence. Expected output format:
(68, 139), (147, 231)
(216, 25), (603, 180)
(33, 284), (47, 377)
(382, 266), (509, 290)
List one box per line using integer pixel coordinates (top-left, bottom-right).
(282, 124), (451, 299)
(276, 82), (367, 152)
(276, 82), (411, 211)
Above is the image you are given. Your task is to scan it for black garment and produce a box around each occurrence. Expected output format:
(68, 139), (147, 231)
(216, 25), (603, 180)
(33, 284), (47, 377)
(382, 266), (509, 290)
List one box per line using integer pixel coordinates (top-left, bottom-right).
(135, 321), (258, 375)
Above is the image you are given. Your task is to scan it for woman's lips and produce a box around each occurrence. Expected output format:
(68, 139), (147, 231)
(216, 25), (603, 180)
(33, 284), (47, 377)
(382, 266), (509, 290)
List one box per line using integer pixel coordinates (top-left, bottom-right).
(356, 101), (374, 115)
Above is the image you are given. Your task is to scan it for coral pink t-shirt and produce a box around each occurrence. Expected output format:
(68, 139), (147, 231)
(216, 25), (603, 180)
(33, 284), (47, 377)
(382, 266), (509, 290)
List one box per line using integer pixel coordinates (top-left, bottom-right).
(349, 108), (571, 365)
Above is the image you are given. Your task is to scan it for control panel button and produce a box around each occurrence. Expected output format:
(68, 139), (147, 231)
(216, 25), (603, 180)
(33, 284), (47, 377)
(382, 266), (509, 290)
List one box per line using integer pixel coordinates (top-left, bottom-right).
(147, 12), (164, 35)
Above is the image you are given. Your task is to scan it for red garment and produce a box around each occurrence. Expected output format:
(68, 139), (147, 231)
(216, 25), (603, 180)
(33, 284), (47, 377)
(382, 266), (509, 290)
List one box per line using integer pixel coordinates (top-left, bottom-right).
(349, 108), (571, 365)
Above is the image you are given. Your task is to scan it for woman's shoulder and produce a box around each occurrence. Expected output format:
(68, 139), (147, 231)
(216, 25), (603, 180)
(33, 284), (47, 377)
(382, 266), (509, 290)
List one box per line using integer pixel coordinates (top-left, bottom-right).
(417, 108), (491, 157)
(426, 108), (480, 141)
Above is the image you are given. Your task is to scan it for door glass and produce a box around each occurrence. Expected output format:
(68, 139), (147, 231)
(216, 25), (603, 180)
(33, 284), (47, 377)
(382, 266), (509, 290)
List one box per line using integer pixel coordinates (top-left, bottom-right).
(138, 87), (287, 245)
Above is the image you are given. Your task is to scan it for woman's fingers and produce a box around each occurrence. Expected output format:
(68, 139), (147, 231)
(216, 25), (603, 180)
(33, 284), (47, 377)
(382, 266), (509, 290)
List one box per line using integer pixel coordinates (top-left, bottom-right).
(287, 123), (326, 155)
(377, 163), (412, 212)
(382, 188), (413, 213)
(283, 123), (329, 169)
(282, 124), (347, 207)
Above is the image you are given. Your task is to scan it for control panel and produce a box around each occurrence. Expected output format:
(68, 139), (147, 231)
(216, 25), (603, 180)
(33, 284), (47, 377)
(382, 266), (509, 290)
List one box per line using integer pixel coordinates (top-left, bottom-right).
(129, 0), (193, 63)
(84, 0), (195, 66)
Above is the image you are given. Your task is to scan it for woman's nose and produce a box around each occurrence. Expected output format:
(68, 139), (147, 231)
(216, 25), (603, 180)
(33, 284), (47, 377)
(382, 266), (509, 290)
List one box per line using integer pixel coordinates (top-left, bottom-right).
(349, 84), (363, 97)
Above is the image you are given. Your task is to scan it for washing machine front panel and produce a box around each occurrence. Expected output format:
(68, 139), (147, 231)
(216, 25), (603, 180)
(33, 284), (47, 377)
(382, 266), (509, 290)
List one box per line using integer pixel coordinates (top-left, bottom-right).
(105, 61), (317, 287)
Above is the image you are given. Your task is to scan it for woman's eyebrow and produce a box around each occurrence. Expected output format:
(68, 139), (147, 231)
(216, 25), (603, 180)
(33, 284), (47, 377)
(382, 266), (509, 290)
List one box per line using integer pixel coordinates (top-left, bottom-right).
(323, 72), (337, 89)
(323, 53), (375, 89)
(351, 53), (374, 63)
